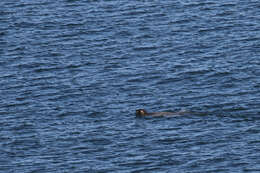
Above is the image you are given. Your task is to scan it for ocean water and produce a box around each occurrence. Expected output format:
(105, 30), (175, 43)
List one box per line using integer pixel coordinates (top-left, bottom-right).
(1, 0), (260, 172)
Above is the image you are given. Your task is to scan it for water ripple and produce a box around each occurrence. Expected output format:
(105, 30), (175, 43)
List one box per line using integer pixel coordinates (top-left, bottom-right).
(1, 0), (260, 172)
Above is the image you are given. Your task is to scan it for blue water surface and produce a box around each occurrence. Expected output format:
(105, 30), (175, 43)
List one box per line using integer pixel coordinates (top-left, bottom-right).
(1, 0), (260, 172)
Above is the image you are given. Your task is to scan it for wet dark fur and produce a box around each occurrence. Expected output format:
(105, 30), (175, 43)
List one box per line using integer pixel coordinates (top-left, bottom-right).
(136, 109), (186, 117)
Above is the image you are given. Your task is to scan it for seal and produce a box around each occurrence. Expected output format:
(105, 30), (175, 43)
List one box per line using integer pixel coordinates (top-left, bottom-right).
(136, 109), (186, 117)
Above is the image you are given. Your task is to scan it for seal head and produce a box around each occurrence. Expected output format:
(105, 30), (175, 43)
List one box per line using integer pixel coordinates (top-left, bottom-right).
(136, 109), (148, 116)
